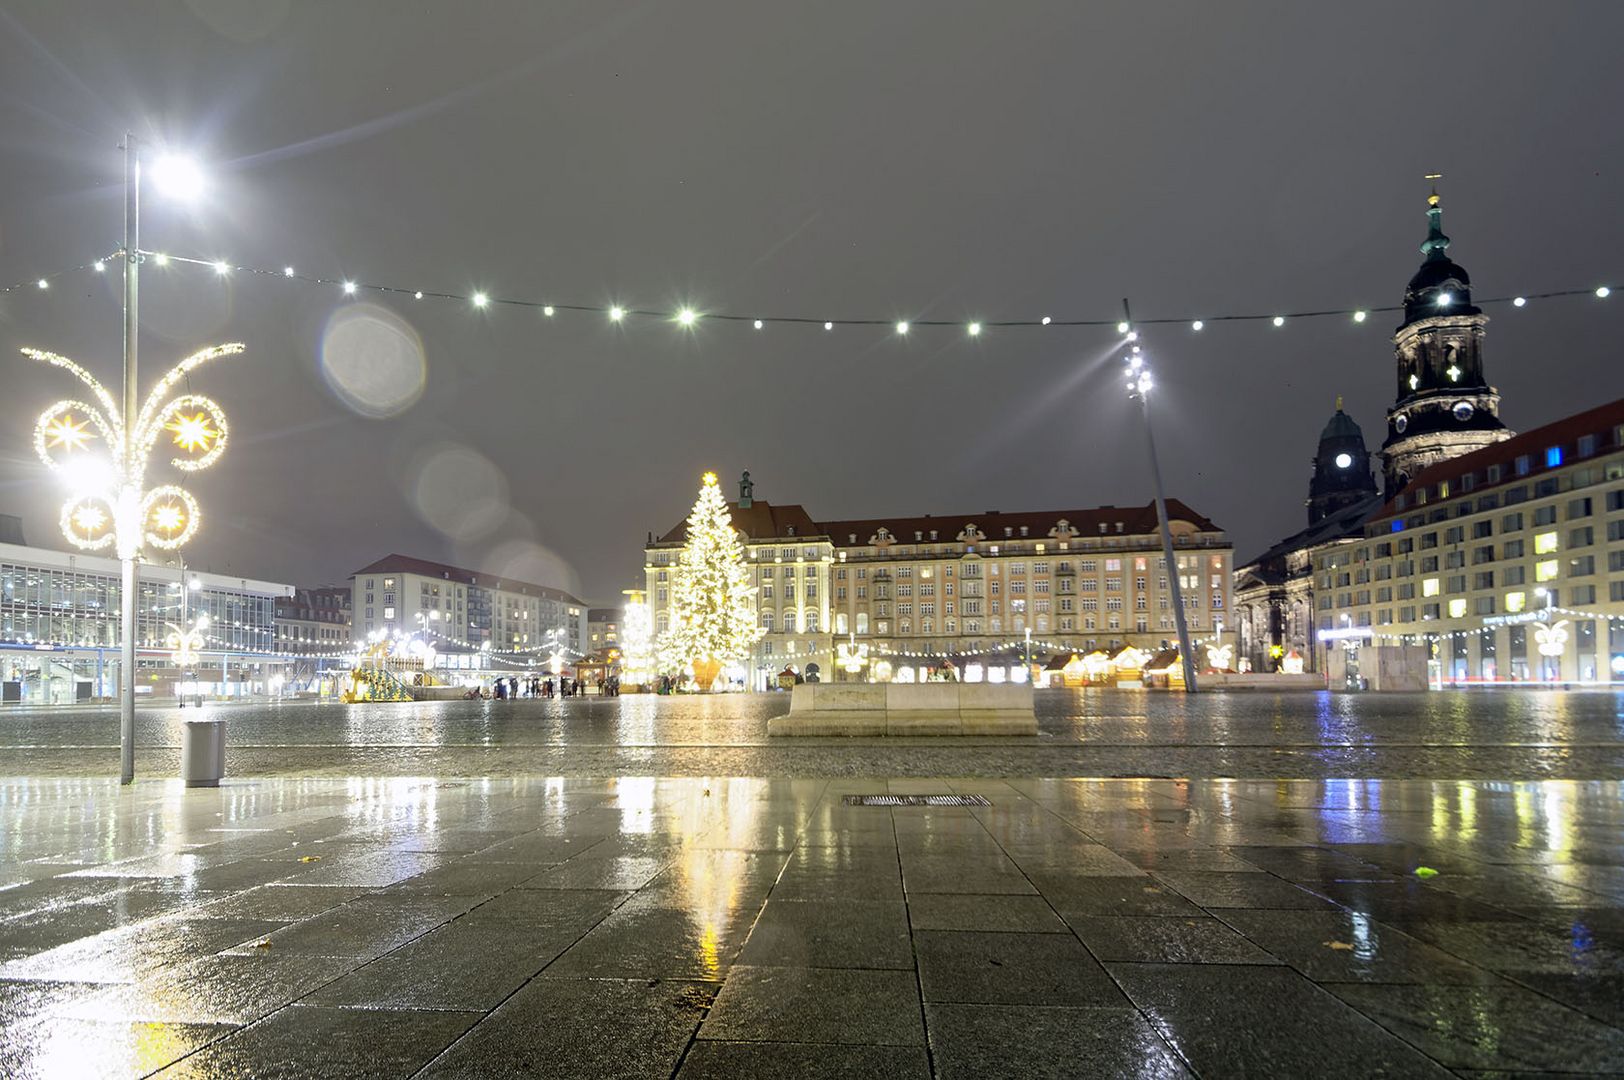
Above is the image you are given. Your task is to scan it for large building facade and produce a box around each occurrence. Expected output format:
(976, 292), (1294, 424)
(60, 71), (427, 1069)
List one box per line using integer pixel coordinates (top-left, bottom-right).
(1319, 399), (1624, 684)
(349, 554), (587, 657)
(1, 539), (291, 704)
(647, 476), (1232, 687)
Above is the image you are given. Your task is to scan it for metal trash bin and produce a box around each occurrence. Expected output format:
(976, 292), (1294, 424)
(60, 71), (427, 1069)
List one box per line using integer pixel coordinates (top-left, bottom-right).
(181, 719), (226, 788)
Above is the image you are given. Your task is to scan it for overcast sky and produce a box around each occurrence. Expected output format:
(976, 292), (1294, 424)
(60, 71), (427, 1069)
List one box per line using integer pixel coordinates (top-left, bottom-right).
(2, 1), (1620, 605)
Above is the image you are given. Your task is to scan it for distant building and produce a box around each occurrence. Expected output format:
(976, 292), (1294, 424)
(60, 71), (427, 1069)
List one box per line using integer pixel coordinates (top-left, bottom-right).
(1234, 402), (1382, 672)
(274, 586), (353, 652)
(647, 474), (1232, 688)
(587, 608), (622, 653)
(349, 554), (587, 658)
(1319, 398), (1624, 684)
(1234, 185), (1518, 674)
(1, 534), (292, 704)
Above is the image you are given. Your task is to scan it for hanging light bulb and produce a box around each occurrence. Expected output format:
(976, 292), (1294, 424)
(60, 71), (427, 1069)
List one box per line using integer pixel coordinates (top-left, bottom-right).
(968, 322), (981, 336)
(1353, 310), (1367, 323)
(544, 305), (555, 316)
(676, 308), (697, 326)
(896, 321), (909, 335)
(1041, 316), (1051, 325)
(610, 306), (625, 321)
(473, 292), (489, 308)
(1191, 320), (1203, 331)
(342, 281), (357, 295)
(1272, 315), (1285, 327)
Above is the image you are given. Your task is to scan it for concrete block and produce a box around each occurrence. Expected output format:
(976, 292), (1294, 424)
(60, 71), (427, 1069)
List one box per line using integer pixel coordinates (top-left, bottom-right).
(886, 683), (957, 713)
(814, 684), (886, 711)
(886, 713), (963, 736)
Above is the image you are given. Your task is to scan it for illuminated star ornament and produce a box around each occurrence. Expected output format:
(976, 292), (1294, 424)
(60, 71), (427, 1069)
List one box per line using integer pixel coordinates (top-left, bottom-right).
(837, 633), (870, 675)
(25, 342), (243, 556)
(165, 411), (219, 453)
(46, 414), (94, 451)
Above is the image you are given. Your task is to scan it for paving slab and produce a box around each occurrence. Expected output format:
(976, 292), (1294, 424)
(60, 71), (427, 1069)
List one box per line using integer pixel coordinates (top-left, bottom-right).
(151, 1004), (477, 1078)
(700, 965), (925, 1045)
(914, 929), (1127, 1006)
(926, 1002), (1191, 1079)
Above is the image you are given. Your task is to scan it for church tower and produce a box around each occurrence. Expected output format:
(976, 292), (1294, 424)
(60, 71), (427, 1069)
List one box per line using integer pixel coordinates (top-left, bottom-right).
(1381, 180), (1512, 494)
(1307, 398), (1378, 525)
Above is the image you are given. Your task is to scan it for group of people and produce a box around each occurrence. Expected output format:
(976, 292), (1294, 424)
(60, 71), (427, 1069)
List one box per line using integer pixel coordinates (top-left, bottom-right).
(465, 674), (621, 700)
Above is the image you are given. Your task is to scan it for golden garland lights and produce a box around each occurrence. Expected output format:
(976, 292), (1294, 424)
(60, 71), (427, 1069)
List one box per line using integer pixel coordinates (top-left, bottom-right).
(27, 343), (243, 559)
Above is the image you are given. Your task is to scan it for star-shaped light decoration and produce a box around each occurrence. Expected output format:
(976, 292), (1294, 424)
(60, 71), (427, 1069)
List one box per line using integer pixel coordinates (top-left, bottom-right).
(165, 412), (220, 453)
(150, 503), (187, 534)
(72, 505), (108, 533)
(1446, 365), (1461, 382)
(837, 634), (869, 675)
(1534, 619), (1569, 659)
(46, 414), (93, 452)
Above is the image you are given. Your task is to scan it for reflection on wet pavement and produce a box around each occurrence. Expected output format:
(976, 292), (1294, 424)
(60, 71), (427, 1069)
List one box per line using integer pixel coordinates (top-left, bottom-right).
(0, 773), (1621, 1075)
(4, 688), (1624, 779)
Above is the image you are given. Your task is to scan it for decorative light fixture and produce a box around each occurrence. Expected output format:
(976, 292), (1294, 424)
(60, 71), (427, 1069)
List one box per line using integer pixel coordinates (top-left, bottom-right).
(1353, 310), (1367, 323)
(967, 322), (981, 336)
(1191, 320), (1203, 331)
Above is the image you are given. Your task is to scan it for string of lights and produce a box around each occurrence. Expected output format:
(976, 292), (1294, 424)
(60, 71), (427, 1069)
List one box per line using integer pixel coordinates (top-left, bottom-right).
(131, 249), (1616, 338)
(1322, 606), (1623, 647)
(0, 253), (120, 297)
(863, 633), (1228, 662)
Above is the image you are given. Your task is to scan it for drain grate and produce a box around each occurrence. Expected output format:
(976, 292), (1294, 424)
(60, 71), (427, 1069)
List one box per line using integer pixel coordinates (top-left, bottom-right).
(843, 794), (991, 807)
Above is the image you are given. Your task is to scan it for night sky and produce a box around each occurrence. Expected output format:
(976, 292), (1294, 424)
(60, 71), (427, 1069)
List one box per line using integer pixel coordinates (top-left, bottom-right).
(2, 2), (1620, 605)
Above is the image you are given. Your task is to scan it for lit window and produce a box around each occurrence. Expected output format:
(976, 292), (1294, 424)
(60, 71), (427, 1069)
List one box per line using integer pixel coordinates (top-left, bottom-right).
(1535, 560), (1559, 583)
(1533, 531), (1559, 554)
(1421, 578), (1440, 597)
(1504, 591), (1525, 613)
(1545, 446), (1563, 468)
(1448, 598), (1467, 619)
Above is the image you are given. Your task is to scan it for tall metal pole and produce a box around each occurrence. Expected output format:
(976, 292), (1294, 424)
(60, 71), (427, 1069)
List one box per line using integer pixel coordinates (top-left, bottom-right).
(1123, 300), (1198, 693)
(119, 135), (141, 783)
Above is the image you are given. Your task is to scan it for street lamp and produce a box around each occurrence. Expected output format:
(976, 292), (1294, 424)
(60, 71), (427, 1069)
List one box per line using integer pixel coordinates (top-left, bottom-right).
(26, 135), (236, 784)
(1124, 345), (1198, 693)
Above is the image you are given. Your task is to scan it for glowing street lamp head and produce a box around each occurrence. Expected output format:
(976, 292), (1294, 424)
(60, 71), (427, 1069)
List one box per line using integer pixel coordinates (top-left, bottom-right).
(149, 154), (205, 201)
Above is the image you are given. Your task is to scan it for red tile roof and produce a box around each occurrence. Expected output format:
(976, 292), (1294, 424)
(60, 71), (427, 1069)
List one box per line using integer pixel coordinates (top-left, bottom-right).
(349, 553), (584, 604)
(1377, 396), (1624, 516)
(655, 501), (823, 544)
(819, 500), (1220, 546)
(655, 499), (1222, 548)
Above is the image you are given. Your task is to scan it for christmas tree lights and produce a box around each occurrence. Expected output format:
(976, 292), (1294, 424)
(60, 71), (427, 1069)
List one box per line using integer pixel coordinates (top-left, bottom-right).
(656, 472), (764, 690)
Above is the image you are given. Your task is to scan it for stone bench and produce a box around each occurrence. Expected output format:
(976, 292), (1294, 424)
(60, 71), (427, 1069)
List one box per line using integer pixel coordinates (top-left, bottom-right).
(767, 682), (1038, 737)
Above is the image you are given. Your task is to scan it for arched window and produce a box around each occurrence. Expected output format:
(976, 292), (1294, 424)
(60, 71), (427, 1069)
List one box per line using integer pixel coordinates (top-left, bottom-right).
(836, 612), (848, 634)
(761, 611), (775, 631)
(784, 611), (798, 633)
(805, 611), (819, 633)
(856, 612), (869, 635)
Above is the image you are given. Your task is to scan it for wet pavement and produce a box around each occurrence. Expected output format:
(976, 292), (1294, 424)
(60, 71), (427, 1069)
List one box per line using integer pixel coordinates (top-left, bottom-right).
(3, 687), (1623, 779)
(0, 773), (1621, 1077)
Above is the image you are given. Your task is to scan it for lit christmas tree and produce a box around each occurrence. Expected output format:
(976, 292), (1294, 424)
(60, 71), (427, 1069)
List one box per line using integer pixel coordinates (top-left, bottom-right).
(656, 471), (764, 690)
(618, 589), (654, 688)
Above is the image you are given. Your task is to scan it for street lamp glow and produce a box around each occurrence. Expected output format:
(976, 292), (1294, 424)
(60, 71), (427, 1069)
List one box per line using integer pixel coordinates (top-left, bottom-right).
(94, 261), (105, 272)
(676, 308), (696, 326)
(896, 321), (909, 335)
(212, 261), (229, 275)
(609, 306), (625, 321)
(473, 292), (489, 308)
(149, 154), (205, 201)
(153, 253), (169, 266)
(967, 322), (981, 336)
(342, 281), (357, 295)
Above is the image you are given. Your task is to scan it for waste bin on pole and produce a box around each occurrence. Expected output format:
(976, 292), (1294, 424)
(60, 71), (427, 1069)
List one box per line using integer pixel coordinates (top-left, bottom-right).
(181, 718), (225, 787)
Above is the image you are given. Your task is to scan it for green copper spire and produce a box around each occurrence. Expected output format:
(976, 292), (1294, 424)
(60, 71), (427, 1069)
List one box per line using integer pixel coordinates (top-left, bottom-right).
(1421, 173), (1450, 262)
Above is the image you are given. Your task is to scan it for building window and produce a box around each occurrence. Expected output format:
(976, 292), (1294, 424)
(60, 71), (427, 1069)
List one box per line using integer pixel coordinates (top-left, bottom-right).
(1545, 446), (1563, 468)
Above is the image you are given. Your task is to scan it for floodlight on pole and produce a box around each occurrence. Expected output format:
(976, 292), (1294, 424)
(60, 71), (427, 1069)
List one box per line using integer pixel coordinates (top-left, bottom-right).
(1121, 299), (1198, 693)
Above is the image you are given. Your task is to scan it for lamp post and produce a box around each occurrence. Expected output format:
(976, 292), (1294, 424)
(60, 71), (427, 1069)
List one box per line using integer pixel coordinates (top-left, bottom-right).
(28, 139), (232, 783)
(1123, 343), (1198, 694)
